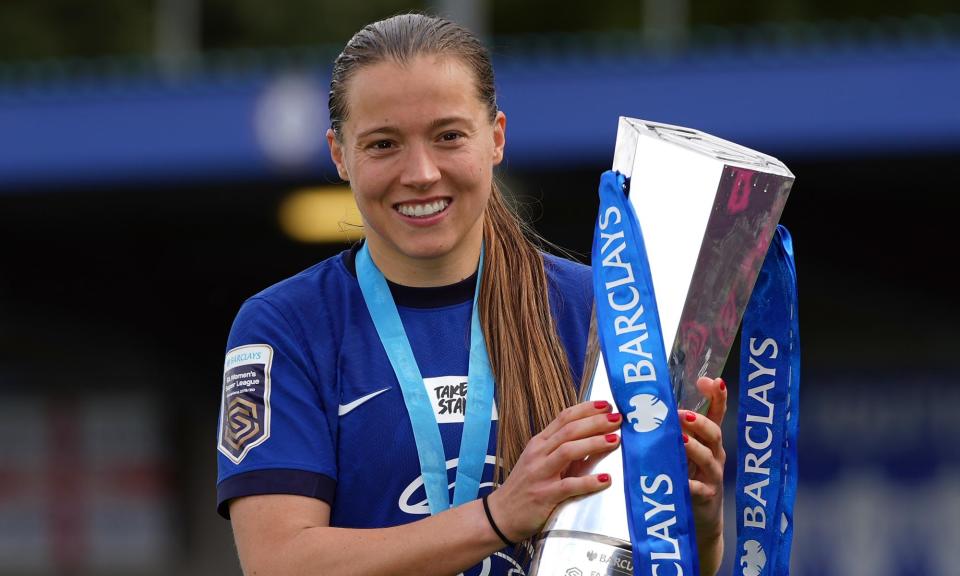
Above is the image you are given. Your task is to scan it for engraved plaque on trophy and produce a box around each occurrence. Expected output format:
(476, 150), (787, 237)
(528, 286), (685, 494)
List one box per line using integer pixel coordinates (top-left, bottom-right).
(528, 117), (794, 575)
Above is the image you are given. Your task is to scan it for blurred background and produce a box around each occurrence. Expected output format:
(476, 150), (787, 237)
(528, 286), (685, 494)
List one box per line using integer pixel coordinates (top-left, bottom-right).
(0, 1), (957, 575)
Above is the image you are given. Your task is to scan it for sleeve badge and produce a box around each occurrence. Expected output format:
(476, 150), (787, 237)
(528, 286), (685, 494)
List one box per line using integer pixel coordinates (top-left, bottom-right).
(218, 344), (273, 464)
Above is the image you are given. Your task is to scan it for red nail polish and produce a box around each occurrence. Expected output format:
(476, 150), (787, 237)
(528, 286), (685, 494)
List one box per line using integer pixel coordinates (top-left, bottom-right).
(594, 400), (609, 410)
(682, 433), (689, 444)
(685, 412), (697, 422)
(598, 473), (610, 483)
(605, 434), (619, 443)
(607, 413), (621, 423)
(718, 378), (726, 391)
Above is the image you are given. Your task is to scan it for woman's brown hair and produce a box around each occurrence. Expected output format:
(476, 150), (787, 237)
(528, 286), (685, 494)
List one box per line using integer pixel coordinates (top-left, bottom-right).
(329, 13), (577, 488)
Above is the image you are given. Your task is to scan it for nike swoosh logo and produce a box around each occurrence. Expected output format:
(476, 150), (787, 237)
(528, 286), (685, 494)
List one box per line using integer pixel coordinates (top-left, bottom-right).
(338, 387), (391, 416)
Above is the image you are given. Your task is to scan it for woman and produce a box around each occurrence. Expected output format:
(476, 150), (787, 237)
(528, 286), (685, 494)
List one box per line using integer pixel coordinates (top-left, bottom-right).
(217, 13), (727, 576)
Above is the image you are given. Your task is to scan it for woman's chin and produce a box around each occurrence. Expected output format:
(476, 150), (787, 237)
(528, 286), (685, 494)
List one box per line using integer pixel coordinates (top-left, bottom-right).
(399, 242), (456, 262)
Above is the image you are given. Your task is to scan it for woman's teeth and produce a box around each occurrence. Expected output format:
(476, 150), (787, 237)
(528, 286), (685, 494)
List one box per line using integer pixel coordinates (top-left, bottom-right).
(397, 199), (449, 218)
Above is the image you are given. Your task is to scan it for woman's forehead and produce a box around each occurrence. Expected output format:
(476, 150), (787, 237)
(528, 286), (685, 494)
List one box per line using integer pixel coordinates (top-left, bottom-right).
(341, 56), (486, 134)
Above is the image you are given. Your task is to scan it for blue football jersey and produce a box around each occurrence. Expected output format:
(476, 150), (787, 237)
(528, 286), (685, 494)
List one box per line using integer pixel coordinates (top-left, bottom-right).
(217, 245), (594, 575)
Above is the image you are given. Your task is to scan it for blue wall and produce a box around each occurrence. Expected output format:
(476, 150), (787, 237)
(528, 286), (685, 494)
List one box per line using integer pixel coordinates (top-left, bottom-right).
(1, 37), (958, 191)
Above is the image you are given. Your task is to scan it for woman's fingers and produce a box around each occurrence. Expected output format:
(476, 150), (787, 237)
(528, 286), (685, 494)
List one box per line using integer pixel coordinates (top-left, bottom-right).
(491, 470), (611, 539)
(557, 472), (613, 499)
(696, 376), (728, 428)
(679, 409), (724, 460)
(688, 478), (721, 504)
(682, 378), (726, 507)
(535, 407), (622, 476)
(681, 376), (726, 571)
(493, 401), (621, 540)
(543, 410), (621, 451)
(538, 400), (612, 442)
(545, 430), (620, 473)
(683, 430), (724, 485)
(565, 443), (622, 478)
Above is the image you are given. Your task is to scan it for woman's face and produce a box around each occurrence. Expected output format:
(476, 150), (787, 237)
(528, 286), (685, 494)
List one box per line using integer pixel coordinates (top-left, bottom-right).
(327, 54), (505, 279)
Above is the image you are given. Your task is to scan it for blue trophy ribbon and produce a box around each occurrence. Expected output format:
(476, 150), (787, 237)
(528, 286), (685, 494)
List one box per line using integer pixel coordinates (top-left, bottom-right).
(356, 242), (495, 515)
(735, 225), (800, 576)
(592, 171), (699, 576)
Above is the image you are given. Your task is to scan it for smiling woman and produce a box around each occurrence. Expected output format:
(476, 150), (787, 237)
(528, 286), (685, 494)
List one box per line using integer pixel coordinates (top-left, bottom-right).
(326, 53), (504, 286)
(215, 13), (727, 576)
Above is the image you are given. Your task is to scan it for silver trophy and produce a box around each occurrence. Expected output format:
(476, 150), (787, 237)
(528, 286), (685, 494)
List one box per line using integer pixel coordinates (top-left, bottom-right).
(528, 118), (794, 575)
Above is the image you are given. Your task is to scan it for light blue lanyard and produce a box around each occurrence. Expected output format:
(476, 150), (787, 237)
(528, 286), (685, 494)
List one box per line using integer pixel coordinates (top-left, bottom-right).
(355, 242), (495, 515)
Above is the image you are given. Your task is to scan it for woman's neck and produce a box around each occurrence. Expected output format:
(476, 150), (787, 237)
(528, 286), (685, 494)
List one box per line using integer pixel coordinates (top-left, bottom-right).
(364, 229), (483, 288)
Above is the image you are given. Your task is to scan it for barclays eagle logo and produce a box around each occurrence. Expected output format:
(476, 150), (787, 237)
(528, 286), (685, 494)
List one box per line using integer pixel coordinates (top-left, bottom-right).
(627, 393), (668, 432)
(740, 539), (767, 576)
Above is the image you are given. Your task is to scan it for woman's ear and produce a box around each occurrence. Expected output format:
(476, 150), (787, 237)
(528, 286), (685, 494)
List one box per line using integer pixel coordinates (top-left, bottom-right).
(492, 111), (506, 166)
(327, 128), (350, 181)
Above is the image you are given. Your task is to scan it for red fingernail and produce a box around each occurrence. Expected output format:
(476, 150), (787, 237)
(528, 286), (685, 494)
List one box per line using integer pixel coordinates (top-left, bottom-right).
(685, 412), (697, 422)
(598, 473), (610, 483)
(594, 400), (609, 410)
(682, 433), (689, 444)
(607, 413), (621, 423)
(605, 434), (619, 443)
(718, 378), (726, 391)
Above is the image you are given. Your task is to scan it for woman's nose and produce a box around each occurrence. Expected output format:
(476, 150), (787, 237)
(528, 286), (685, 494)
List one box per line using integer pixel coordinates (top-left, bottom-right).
(400, 143), (441, 189)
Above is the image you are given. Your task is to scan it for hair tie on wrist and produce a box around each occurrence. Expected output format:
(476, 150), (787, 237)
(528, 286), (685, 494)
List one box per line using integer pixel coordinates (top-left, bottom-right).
(481, 494), (515, 547)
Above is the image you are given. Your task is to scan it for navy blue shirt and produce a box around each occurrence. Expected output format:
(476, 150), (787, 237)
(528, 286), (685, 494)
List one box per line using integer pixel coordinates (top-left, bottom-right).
(217, 246), (593, 575)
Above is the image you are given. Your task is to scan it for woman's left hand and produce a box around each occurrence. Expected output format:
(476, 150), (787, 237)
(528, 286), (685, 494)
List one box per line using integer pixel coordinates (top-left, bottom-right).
(680, 376), (728, 575)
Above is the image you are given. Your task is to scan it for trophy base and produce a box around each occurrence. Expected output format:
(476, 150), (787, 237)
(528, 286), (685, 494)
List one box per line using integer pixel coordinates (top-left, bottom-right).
(528, 530), (633, 576)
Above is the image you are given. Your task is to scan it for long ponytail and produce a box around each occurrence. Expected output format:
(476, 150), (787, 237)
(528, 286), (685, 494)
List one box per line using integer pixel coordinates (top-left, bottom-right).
(480, 184), (577, 485)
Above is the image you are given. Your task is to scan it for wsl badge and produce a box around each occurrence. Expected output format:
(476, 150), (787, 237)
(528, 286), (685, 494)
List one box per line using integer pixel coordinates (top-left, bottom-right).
(218, 344), (273, 464)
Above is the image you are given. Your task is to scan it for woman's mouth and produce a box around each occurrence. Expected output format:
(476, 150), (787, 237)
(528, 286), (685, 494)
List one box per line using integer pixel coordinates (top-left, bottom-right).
(395, 199), (450, 218)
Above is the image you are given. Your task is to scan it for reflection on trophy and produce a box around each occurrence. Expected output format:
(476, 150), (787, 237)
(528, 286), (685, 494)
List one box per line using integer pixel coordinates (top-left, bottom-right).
(528, 118), (794, 575)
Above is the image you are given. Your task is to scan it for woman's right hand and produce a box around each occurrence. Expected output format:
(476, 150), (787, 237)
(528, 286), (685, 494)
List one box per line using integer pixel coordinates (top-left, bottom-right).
(486, 400), (623, 542)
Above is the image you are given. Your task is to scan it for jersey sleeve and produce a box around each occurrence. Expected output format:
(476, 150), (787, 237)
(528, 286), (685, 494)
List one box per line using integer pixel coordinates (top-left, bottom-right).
(216, 296), (338, 518)
(543, 254), (595, 387)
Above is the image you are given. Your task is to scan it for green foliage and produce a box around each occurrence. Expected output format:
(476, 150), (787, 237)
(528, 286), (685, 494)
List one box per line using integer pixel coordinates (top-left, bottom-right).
(201, 0), (427, 51)
(0, 0), (958, 62)
(491, 0), (641, 35)
(0, 0), (154, 60)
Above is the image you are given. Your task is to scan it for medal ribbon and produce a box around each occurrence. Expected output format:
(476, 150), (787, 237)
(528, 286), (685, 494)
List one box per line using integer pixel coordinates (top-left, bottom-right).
(356, 242), (495, 515)
(592, 171), (699, 576)
(735, 225), (800, 576)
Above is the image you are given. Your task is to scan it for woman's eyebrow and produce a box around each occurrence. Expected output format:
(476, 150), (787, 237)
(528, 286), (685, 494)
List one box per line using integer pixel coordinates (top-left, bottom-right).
(355, 116), (475, 140)
(430, 116), (474, 130)
(356, 125), (400, 140)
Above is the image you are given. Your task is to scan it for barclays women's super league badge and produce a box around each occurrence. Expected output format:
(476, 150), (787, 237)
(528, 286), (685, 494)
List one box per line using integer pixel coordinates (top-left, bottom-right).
(218, 344), (274, 464)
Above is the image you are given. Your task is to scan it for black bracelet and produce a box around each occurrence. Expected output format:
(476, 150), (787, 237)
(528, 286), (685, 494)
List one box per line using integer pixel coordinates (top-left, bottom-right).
(481, 494), (515, 547)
